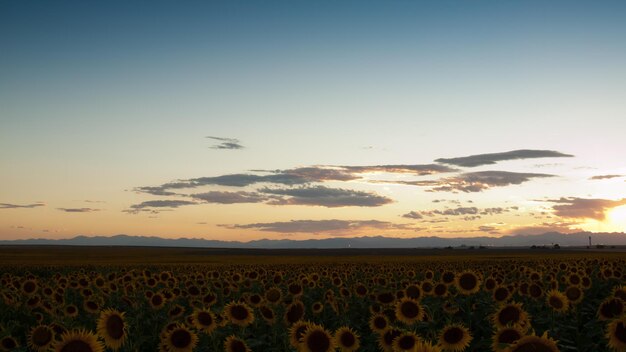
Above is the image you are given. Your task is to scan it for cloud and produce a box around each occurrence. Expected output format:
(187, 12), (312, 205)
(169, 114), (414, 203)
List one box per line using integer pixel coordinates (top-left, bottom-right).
(0, 202), (45, 209)
(260, 186), (393, 207)
(134, 164), (457, 195)
(379, 171), (555, 192)
(402, 211), (423, 220)
(589, 174), (624, 180)
(57, 208), (101, 213)
(223, 219), (416, 234)
(435, 149), (573, 167)
(339, 164), (457, 175)
(546, 197), (626, 220)
(190, 191), (269, 204)
(206, 136), (244, 150)
(478, 225), (500, 234)
(402, 206), (518, 221)
(124, 200), (196, 214)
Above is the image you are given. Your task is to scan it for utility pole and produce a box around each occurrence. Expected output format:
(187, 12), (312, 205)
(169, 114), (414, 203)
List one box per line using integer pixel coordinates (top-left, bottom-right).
(589, 236), (592, 247)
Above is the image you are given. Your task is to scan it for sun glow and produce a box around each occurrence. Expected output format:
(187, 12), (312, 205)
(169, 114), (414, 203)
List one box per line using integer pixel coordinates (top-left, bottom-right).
(607, 205), (626, 232)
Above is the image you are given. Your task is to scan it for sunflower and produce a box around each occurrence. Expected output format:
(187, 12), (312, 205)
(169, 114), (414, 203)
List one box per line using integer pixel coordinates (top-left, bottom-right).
(491, 326), (524, 352)
(28, 325), (55, 352)
(334, 326), (360, 352)
(289, 321), (313, 348)
(493, 286), (511, 303)
(53, 330), (104, 352)
(415, 340), (443, 352)
(298, 324), (335, 352)
(564, 285), (584, 305)
(393, 331), (420, 351)
(456, 271), (481, 295)
(492, 303), (530, 330)
(192, 308), (217, 334)
(169, 304), (186, 320)
(83, 300), (100, 314)
(438, 324), (472, 351)
(96, 309), (127, 350)
(546, 290), (569, 313)
(0, 336), (18, 351)
(312, 301), (324, 314)
(259, 305), (276, 325)
(150, 293), (166, 309)
(434, 283), (448, 297)
(224, 301), (255, 327)
(405, 284), (422, 300)
(162, 324), (198, 352)
(284, 301), (306, 325)
(378, 328), (402, 352)
(224, 335), (251, 352)
(64, 304), (79, 318)
(605, 316), (626, 351)
(22, 279), (38, 295)
(613, 286), (626, 302)
(395, 297), (425, 325)
(503, 332), (559, 352)
(599, 297), (625, 321)
(369, 313), (389, 333)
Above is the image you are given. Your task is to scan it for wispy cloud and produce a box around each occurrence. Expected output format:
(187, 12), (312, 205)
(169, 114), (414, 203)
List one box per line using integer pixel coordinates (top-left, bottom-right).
(403, 206), (517, 221)
(223, 219), (417, 234)
(546, 197), (626, 220)
(124, 200), (196, 214)
(57, 208), (101, 213)
(133, 164), (456, 195)
(190, 191), (269, 204)
(435, 149), (573, 167)
(0, 202), (45, 209)
(260, 186), (393, 207)
(376, 171), (555, 192)
(206, 136), (244, 150)
(589, 174), (624, 180)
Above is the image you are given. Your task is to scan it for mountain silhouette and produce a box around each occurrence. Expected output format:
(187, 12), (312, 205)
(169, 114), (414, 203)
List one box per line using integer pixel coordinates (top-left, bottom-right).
(1, 232), (625, 248)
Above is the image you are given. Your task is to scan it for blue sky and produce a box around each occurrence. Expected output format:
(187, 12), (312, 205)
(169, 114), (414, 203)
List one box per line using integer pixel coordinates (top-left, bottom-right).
(1, 1), (626, 240)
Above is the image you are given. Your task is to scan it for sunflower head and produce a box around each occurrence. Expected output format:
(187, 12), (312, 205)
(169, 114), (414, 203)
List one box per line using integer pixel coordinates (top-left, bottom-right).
(564, 285), (584, 305)
(492, 303), (530, 330)
(546, 290), (569, 313)
(393, 331), (420, 351)
(224, 301), (255, 327)
(192, 308), (217, 334)
(53, 329), (104, 352)
(395, 297), (425, 325)
(378, 328), (402, 352)
(0, 336), (18, 351)
(456, 271), (481, 295)
(598, 297), (625, 321)
(438, 324), (472, 352)
(503, 332), (559, 352)
(28, 325), (55, 352)
(605, 315), (626, 351)
(334, 326), (360, 352)
(298, 324), (334, 352)
(162, 324), (198, 352)
(96, 309), (127, 351)
(284, 301), (306, 325)
(491, 326), (524, 351)
(224, 335), (251, 352)
(369, 313), (389, 333)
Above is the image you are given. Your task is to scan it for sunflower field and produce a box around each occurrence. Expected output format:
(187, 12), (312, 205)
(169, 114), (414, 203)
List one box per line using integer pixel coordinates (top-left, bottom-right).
(1, 253), (626, 352)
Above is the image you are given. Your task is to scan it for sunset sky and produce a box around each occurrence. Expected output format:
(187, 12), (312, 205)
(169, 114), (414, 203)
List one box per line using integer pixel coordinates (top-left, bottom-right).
(1, 1), (626, 241)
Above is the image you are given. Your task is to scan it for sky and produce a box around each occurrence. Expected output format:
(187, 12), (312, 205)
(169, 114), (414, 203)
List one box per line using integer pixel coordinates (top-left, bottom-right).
(1, 0), (626, 241)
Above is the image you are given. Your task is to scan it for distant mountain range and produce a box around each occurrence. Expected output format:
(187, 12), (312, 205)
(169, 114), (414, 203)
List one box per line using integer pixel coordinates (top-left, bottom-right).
(1, 232), (625, 248)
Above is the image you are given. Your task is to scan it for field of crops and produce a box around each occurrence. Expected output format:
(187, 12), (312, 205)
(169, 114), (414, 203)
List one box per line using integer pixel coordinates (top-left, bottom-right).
(1, 249), (625, 352)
